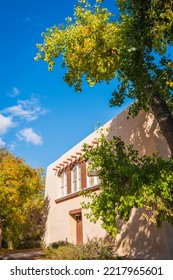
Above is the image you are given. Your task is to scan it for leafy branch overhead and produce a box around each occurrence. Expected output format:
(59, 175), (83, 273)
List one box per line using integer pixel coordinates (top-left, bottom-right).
(35, 1), (120, 91)
(35, 0), (173, 156)
(82, 132), (173, 237)
(35, 0), (173, 93)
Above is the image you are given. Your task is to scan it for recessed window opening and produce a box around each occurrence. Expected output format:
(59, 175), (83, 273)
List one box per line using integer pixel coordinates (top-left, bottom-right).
(60, 172), (67, 197)
(87, 162), (101, 188)
(72, 164), (81, 193)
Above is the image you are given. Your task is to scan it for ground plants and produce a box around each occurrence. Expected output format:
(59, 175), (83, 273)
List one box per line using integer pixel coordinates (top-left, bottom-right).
(45, 238), (115, 260)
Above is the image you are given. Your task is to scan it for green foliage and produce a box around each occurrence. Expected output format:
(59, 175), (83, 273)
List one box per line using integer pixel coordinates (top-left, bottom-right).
(35, 1), (120, 92)
(45, 238), (115, 260)
(35, 0), (173, 156)
(35, 0), (173, 111)
(0, 148), (49, 249)
(49, 240), (70, 249)
(81, 132), (173, 236)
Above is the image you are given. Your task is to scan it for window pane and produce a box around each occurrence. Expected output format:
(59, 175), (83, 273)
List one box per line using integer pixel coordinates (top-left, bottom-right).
(72, 164), (82, 192)
(73, 166), (77, 179)
(96, 176), (101, 185)
(61, 174), (64, 187)
(73, 166), (77, 192)
(89, 176), (95, 187)
(64, 172), (67, 195)
(73, 180), (77, 192)
(78, 164), (81, 190)
(78, 164), (81, 177)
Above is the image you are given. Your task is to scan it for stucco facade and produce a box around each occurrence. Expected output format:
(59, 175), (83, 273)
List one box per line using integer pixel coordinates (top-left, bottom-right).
(45, 106), (173, 259)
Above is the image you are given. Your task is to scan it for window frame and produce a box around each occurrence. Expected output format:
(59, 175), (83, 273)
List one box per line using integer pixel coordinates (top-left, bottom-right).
(72, 163), (82, 193)
(86, 162), (101, 188)
(60, 172), (67, 197)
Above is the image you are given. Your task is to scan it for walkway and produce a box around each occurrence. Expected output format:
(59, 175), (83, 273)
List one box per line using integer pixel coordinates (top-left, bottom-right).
(0, 249), (44, 260)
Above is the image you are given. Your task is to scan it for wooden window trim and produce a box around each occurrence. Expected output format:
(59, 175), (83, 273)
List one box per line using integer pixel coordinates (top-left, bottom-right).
(69, 208), (82, 215)
(55, 185), (100, 204)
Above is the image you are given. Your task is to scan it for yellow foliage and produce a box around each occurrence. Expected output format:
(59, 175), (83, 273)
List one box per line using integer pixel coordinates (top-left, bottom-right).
(35, 2), (120, 91)
(0, 148), (45, 249)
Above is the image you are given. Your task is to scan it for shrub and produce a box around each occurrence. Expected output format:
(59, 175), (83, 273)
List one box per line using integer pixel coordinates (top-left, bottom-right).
(49, 240), (69, 249)
(44, 238), (115, 260)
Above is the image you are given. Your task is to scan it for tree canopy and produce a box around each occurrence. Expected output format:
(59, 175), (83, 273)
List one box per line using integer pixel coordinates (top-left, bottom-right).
(0, 148), (48, 249)
(35, 0), (173, 155)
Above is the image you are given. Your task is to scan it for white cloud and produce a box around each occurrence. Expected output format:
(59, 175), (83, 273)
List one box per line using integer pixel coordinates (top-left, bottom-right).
(0, 138), (6, 147)
(1, 96), (48, 122)
(7, 141), (17, 151)
(17, 128), (43, 145)
(0, 114), (16, 135)
(7, 87), (21, 97)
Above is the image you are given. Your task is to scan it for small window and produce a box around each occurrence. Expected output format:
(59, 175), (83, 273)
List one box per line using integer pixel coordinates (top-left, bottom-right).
(87, 162), (101, 188)
(60, 172), (67, 197)
(88, 176), (95, 187)
(72, 164), (81, 193)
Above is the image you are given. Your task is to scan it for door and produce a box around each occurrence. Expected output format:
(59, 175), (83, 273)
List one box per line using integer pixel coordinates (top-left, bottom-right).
(76, 213), (83, 244)
(69, 209), (83, 244)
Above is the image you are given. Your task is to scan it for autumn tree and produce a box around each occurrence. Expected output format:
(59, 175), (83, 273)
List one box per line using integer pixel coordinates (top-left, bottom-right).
(82, 132), (173, 236)
(0, 148), (49, 249)
(35, 0), (173, 155)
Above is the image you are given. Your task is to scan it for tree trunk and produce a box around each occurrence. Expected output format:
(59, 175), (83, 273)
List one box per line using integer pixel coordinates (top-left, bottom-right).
(0, 226), (2, 249)
(151, 92), (173, 157)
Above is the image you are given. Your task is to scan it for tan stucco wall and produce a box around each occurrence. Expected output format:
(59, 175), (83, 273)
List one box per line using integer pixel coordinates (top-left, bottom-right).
(44, 106), (173, 259)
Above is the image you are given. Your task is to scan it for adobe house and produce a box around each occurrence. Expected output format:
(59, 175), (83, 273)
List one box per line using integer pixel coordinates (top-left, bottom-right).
(44, 106), (173, 259)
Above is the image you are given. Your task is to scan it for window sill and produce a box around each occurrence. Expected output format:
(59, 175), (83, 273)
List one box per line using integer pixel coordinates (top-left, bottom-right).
(55, 185), (100, 204)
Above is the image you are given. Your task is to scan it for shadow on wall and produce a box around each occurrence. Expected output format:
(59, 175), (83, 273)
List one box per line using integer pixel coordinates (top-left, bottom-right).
(105, 208), (173, 260)
(107, 108), (171, 160)
(103, 108), (172, 259)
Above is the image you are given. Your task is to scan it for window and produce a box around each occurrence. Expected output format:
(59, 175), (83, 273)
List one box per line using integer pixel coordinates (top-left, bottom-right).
(88, 176), (95, 187)
(72, 164), (81, 193)
(87, 162), (101, 188)
(60, 172), (67, 197)
(87, 174), (101, 188)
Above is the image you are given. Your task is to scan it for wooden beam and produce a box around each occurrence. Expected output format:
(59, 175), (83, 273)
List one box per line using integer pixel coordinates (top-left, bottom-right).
(71, 155), (77, 159)
(92, 140), (99, 145)
(76, 152), (82, 155)
(69, 208), (82, 215)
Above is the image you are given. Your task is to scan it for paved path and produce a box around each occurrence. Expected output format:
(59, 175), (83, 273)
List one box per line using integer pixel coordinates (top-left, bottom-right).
(0, 250), (44, 260)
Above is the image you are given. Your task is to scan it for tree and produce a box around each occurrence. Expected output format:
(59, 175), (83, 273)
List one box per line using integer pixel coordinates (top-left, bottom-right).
(81, 132), (173, 236)
(35, 0), (173, 155)
(17, 196), (49, 249)
(0, 148), (49, 249)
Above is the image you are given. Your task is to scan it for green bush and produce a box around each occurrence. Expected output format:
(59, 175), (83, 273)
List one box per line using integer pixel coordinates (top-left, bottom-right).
(45, 238), (115, 260)
(49, 240), (69, 249)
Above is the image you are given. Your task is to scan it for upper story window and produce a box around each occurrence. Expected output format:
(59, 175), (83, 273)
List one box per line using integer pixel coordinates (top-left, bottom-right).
(72, 164), (81, 193)
(60, 172), (67, 197)
(87, 174), (101, 188)
(87, 162), (101, 188)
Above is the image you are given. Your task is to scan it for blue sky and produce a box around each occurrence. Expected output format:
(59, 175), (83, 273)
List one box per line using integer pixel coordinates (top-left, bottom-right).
(0, 0), (131, 170)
